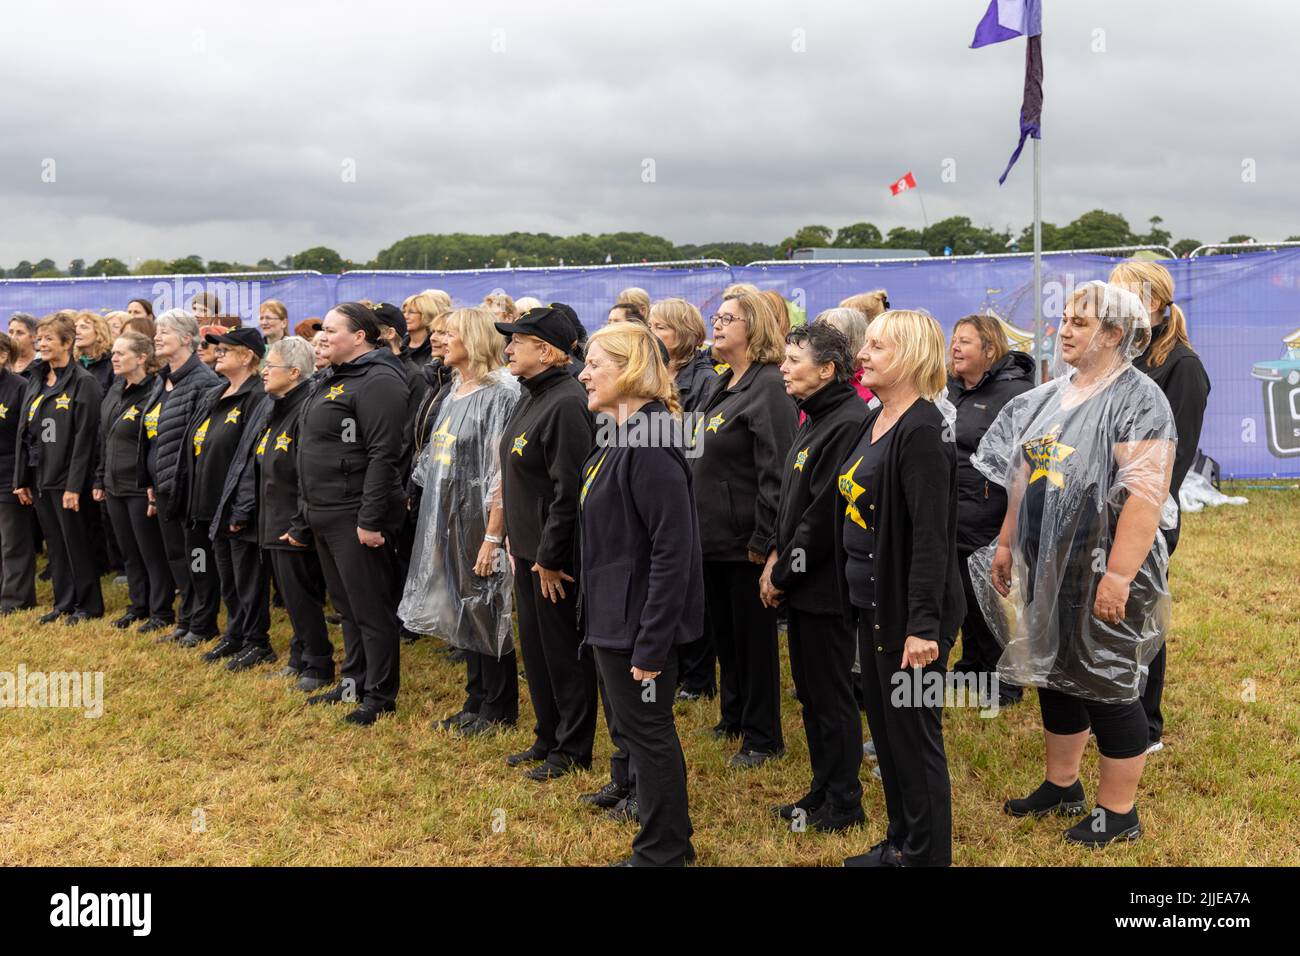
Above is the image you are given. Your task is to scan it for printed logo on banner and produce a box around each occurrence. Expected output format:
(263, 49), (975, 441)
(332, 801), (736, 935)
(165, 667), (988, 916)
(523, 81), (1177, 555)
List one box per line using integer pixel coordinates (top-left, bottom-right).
(1250, 326), (1300, 457)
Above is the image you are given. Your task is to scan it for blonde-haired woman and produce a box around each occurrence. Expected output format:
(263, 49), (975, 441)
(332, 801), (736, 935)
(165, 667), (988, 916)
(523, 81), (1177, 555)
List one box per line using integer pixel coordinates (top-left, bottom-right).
(259, 299), (289, 345)
(648, 298), (715, 412)
(1108, 259), (1208, 753)
(401, 291), (445, 368)
(74, 311), (115, 392)
(400, 307), (522, 736)
(577, 321), (703, 865)
(615, 287), (651, 320)
(840, 289), (890, 321)
(483, 292), (518, 323)
(692, 290), (797, 763)
(836, 309), (964, 867)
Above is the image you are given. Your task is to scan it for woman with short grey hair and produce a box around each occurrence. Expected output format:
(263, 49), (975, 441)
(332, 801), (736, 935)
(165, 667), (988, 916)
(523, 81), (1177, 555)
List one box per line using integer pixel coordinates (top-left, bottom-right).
(815, 308), (874, 404)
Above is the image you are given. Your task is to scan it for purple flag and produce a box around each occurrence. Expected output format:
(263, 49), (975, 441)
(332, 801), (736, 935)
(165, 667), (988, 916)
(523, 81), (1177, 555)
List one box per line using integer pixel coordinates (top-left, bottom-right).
(971, 0), (1043, 184)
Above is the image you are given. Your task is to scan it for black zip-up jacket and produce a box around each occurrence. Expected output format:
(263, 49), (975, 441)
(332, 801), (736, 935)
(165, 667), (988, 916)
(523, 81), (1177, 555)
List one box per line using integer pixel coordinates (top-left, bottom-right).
(832, 400), (965, 652)
(0, 368), (28, 496)
(206, 380), (272, 542)
(296, 348), (411, 539)
(1133, 335), (1209, 499)
(140, 352), (221, 502)
(256, 382), (314, 550)
(407, 360), (454, 501)
(177, 375), (265, 527)
(691, 361), (798, 561)
(96, 373), (157, 497)
(79, 353), (114, 394)
(406, 336), (433, 370)
(14, 360), (103, 494)
(946, 349), (1035, 552)
(578, 401), (704, 672)
(499, 366), (594, 569)
(769, 380), (870, 611)
(675, 349), (723, 413)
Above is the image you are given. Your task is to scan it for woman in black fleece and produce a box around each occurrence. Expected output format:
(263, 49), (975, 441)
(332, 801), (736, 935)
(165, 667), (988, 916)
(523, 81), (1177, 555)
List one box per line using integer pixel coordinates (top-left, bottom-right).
(13, 313), (105, 624)
(835, 309), (964, 868)
(691, 290), (797, 767)
(577, 321), (703, 866)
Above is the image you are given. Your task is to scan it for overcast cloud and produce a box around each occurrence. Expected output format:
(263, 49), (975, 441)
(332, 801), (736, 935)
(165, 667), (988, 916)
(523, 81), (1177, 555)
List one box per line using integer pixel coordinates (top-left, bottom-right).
(1, 0), (1295, 268)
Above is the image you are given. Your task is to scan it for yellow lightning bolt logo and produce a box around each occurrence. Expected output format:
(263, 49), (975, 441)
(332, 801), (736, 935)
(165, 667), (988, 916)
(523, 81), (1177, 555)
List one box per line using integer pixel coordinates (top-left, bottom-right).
(510, 431), (528, 456)
(1023, 425), (1076, 489)
(837, 456), (868, 530)
(326, 384), (345, 401)
(793, 446), (810, 472)
(430, 416), (456, 466)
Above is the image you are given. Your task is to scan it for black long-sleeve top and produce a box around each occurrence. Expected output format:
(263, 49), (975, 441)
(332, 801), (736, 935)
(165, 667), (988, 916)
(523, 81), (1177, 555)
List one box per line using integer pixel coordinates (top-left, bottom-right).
(256, 381), (314, 550)
(499, 366), (594, 569)
(14, 360), (103, 494)
(1133, 336), (1210, 499)
(181, 376), (266, 526)
(96, 373), (157, 497)
(0, 368), (28, 496)
(691, 361), (798, 561)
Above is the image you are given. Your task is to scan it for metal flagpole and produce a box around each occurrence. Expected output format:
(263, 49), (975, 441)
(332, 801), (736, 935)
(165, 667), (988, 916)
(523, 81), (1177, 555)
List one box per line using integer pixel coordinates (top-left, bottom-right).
(1032, 137), (1043, 383)
(916, 186), (930, 230)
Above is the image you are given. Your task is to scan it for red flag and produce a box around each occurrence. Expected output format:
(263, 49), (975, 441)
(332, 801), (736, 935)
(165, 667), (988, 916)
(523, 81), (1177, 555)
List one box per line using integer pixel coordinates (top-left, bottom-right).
(889, 172), (917, 195)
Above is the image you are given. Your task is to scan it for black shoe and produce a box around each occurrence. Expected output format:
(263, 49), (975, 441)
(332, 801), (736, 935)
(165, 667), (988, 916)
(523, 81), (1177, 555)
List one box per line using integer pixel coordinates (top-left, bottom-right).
(456, 716), (514, 737)
(1063, 805), (1142, 847)
(307, 684), (353, 706)
(773, 792), (824, 821)
(202, 638), (244, 663)
(844, 839), (903, 867)
(138, 618), (173, 635)
(609, 846), (695, 867)
(296, 673), (333, 693)
(506, 743), (548, 767)
(342, 702), (396, 727)
(448, 647), (468, 663)
(605, 796), (639, 824)
(1004, 779), (1087, 818)
(112, 611), (145, 629)
(675, 686), (714, 702)
(709, 723), (742, 740)
(525, 759), (581, 781)
(436, 710), (478, 731)
(227, 644), (277, 672)
(728, 748), (784, 769)
(64, 612), (102, 626)
(37, 609), (65, 624)
(580, 781), (630, 809)
(178, 631), (218, 648)
(263, 664), (301, 681)
(808, 802), (866, 833)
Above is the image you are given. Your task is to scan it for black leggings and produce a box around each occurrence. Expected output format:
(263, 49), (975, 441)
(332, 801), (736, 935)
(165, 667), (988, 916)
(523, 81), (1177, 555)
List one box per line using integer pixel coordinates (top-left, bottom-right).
(1038, 687), (1148, 759)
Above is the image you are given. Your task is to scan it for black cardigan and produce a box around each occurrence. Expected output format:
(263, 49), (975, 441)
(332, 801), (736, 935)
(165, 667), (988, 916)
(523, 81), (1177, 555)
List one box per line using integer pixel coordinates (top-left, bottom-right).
(833, 399), (965, 652)
(1133, 337), (1210, 499)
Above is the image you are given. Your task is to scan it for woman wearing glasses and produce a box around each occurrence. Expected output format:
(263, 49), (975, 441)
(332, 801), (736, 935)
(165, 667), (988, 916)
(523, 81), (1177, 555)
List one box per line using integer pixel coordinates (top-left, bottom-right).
(691, 291), (798, 767)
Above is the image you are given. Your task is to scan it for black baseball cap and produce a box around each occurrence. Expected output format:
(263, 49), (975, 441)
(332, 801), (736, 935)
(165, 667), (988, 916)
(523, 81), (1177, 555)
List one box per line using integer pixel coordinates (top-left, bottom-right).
(372, 302), (408, 338)
(496, 303), (581, 354)
(205, 326), (267, 359)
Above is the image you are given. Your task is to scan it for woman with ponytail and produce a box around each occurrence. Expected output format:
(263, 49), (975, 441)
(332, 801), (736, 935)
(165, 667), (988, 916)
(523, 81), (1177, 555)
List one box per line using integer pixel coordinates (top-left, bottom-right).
(1108, 259), (1210, 753)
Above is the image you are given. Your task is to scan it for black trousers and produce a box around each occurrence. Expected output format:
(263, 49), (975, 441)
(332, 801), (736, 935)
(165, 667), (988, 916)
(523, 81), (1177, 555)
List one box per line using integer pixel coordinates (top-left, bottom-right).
(269, 547), (334, 678)
(1141, 521), (1180, 744)
(676, 624), (716, 696)
(98, 499), (122, 573)
(464, 649), (519, 723)
(702, 559), (783, 754)
(155, 492), (193, 630)
(306, 506), (400, 708)
(35, 489), (104, 617)
(105, 494), (174, 621)
(0, 498), (37, 610)
(787, 607), (863, 810)
(183, 519), (222, 637)
(213, 533), (269, 648)
(512, 555), (596, 767)
(594, 646), (693, 866)
(597, 659), (631, 791)
(857, 612), (952, 866)
(954, 547), (1022, 701)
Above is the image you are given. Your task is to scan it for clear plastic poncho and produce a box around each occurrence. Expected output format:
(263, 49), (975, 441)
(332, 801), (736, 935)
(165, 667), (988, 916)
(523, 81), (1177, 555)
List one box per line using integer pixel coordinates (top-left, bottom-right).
(967, 281), (1179, 703)
(398, 368), (520, 657)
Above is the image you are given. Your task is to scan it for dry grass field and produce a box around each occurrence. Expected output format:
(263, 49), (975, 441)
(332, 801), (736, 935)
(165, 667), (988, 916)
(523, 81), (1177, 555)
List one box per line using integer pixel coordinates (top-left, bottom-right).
(1, 481), (1297, 866)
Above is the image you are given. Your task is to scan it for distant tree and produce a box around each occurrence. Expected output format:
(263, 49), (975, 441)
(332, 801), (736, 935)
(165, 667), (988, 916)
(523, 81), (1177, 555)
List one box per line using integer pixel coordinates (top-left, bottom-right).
(1057, 210), (1134, 250)
(10, 260), (35, 278)
(165, 255), (206, 274)
(833, 222), (883, 248)
(34, 258), (57, 273)
(292, 246), (347, 272)
(1172, 238), (1201, 258)
(87, 257), (130, 276)
(68, 258), (85, 277)
(1224, 234), (1254, 245)
(777, 225), (834, 253)
(884, 226), (925, 249)
(255, 258), (280, 271)
(1140, 215), (1171, 249)
(133, 258), (170, 275)
(33, 268), (65, 278)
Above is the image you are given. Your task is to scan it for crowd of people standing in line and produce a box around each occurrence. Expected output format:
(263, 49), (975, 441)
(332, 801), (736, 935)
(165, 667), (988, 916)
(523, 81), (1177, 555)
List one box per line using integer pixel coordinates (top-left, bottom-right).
(0, 259), (1209, 866)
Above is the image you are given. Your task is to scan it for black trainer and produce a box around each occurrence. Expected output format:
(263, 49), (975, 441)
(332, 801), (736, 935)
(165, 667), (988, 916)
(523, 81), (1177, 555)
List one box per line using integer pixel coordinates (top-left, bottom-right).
(1064, 805), (1142, 847)
(179, 631), (219, 648)
(807, 802), (866, 833)
(342, 702), (396, 727)
(605, 795), (639, 824)
(227, 644), (277, 672)
(844, 839), (903, 867)
(772, 792), (824, 821)
(139, 618), (173, 636)
(580, 781), (629, 809)
(306, 684), (353, 706)
(728, 748), (784, 769)
(1004, 779), (1087, 818)
(37, 610), (64, 624)
(456, 716), (515, 737)
(436, 710), (478, 731)
(506, 743), (548, 767)
(202, 639), (244, 663)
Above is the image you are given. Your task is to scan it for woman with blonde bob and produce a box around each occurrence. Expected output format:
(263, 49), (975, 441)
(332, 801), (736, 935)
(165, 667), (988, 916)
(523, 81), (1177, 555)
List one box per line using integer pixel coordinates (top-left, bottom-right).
(576, 321), (703, 865)
(840, 289), (890, 321)
(74, 311), (115, 392)
(400, 307), (522, 736)
(691, 290), (798, 762)
(402, 290), (450, 368)
(1107, 260), (1208, 752)
(836, 309), (964, 867)
(647, 298), (715, 412)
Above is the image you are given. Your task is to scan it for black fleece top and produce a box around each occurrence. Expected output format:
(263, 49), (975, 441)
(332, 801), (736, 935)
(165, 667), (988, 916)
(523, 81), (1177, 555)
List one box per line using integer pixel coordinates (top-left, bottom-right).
(691, 361), (798, 561)
(255, 381), (313, 549)
(96, 373), (157, 497)
(0, 368), (28, 496)
(769, 379), (870, 613)
(832, 399), (965, 652)
(14, 360), (103, 494)
(499, 366), (594, 569)
(1133, 334), (1210, 500)
(183, 376), (266, 525)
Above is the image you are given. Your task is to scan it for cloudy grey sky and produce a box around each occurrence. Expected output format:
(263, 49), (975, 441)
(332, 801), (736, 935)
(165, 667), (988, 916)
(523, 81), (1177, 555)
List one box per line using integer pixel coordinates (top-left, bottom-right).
(1, 0), (1294, 268)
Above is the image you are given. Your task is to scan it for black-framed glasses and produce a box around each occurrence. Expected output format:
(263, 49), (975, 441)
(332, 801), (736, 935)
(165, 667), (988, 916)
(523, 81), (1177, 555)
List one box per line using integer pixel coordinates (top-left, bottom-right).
(711, 312), (747, 327)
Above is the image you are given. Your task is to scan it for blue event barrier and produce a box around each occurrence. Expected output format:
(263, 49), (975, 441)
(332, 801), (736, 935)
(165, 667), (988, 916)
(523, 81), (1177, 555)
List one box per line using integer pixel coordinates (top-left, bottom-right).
(4, 251), (1298, 478)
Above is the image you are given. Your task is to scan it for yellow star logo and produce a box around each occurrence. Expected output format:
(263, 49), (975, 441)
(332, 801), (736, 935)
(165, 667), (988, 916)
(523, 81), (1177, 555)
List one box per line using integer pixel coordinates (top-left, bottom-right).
(54, 392), (72, 411)
(144, 402), (161, 439)
(430, 415), (457, 465)
(510, 431), (528, 456)
(705, 413), (725, 433)
(793, 446), (810, 472)
(326, 384), (345, 401)
(713, 362), (730, 375)
(122, 405), (140, 422)
(274, 431), (293, 452)
(0, 403), (8, 420)
(224, 406), (242, 425)
(837, 456), (868, 530)
(28, 395), (44, 422)
(256, 428), (270, 457)
(1023, 426), (1076, 490)
(192, 417), (211, 457)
